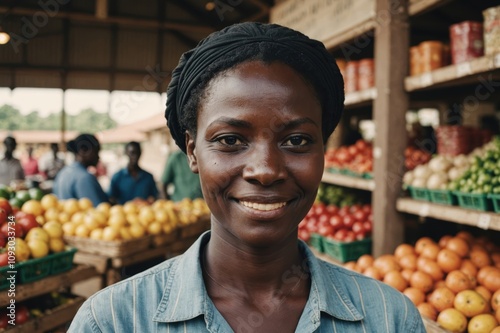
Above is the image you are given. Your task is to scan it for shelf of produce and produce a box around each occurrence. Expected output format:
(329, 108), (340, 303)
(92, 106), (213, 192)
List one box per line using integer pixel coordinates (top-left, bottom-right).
(321, 171), (375, 191)
(344, 88), (377, 108)
(4, 297), (85, 333)
(396, 198), (500, 231)
(405, 53), (500, 92)
(0, 265), (97, 307)
(408, 0), (454, 16)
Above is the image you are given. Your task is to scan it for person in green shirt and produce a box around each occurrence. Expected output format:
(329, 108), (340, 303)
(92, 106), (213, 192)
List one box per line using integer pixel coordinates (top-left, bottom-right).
(161, 150), (203, 201)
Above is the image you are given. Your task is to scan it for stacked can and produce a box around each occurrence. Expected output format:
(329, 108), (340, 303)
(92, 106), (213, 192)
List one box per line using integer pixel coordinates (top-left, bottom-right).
(483, 6), (500, 56)
(449, 21), (484, 64)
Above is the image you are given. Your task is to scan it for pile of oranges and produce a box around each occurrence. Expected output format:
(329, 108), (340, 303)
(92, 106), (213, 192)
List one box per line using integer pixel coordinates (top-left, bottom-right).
(344, 232), (500, 333)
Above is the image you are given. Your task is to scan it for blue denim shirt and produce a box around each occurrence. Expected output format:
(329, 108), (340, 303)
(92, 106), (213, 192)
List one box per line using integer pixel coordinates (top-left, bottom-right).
(68, 232), (426, 332)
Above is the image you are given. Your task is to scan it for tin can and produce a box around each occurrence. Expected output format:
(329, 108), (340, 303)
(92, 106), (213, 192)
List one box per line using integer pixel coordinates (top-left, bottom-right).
(344, 61), (359, 94)
(409, 46), (422, 76)
(483, 6), (500, 56)
(358, 58), (375, 90)
(420, 41), (444, 72)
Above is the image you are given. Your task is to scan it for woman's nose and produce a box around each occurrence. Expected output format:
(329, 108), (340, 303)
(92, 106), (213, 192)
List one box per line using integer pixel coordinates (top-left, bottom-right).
(242, 144), (287, 186)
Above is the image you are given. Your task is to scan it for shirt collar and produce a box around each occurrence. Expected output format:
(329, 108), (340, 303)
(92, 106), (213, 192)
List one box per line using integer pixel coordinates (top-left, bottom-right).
(152, 231), (364, 324)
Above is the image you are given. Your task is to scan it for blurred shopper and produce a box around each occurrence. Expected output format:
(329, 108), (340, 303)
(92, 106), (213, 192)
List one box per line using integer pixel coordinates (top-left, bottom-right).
(0, 136), (25, 186)
(39, 143), (65, 180)
(22, 146), (39, 177)
(108, 141), (158, 205)
(53, 134), (108, 207)
(161, 149), (202, 201)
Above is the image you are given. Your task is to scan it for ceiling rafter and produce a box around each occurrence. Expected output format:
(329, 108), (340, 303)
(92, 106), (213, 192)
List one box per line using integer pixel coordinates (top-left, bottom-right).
(169, 0), (224, 30)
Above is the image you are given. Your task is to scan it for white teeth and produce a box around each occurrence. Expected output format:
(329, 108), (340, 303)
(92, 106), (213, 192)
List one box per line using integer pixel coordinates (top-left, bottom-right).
(240, 201), (286, 211)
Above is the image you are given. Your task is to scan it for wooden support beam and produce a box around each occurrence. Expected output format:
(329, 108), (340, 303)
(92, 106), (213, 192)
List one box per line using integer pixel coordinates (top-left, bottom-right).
(372, 0), (409, 256)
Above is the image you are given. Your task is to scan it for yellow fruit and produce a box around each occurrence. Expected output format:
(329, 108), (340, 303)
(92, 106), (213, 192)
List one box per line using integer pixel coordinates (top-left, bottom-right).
(468, 314), (498, 333)
(126, 213), (140, 225)
(58, 211), (71, 224)
(138, 206), (155, 225)
(74, 224), (90, 238)
(163, 224), (175, 234)
(437, 308), (468, 333)
(96, 202), (111, 216)
(35, 215), (46, 226)
(14, 238), (30, 262)
(155, 210), (169, 224)
(43, 221), (63, 239)
(63, 199), (79, 215)
(44, 207), (59, 221)
(27, 239), (49, 258)
(128, 224), (145, 238)
(108, 214), (127, 228)
(109, 205), (124, 216)
(71, 212), (85, 225)
(25, 227), (50, 243)
(147, 222), (162, 235)
(78, 198), (93, 211)
(40, 194), (59, 211)
(454, 290), (488, 318)
(89, 228), (103, 240)
(49, 238), (66, 253)
(119, 228), (132, 240)
(62, 222), (76, 236)
(22, 200), (43, 216)
(102, 226), (119, 241)
(123, 202), (138, 215)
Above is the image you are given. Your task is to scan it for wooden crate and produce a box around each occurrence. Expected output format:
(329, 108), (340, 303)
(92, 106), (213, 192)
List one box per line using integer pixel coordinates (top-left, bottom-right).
(179, 216), (210, 238)
(422, 316), (450, 333)
(152, 230), (180, 247)
(63, 235), (153, 258)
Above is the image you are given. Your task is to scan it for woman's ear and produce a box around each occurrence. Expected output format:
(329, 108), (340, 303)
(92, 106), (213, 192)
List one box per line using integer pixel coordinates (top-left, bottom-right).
(185, 131), (199, 173)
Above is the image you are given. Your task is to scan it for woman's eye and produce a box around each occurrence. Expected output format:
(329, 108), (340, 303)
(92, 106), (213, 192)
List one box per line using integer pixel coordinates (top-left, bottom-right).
(284, 136), (309, 146)
(218, 136), (241, 146)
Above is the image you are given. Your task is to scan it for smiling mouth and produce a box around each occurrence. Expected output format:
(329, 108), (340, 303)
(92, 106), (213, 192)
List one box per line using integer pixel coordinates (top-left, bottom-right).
(239, 201), (287, 211)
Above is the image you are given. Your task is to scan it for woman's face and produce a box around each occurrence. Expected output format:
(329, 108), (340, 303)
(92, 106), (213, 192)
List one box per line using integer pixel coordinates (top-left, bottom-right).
(186, 61), (324, 247)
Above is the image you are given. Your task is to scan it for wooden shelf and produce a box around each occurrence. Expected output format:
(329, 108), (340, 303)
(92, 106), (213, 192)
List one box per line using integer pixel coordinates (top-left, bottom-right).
(345, 88), (377, 108)
(5, 297), (85, 333)
(0, 265), (97, 307)
(322, 171), (375, 191)
(396, 198), (500, 231)
(405, 53), (500, 92)
(409, 0), (454, 16)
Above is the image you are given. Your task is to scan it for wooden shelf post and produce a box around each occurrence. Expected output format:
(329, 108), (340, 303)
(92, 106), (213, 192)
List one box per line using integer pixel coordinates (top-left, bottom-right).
(372, 0), (410, 256)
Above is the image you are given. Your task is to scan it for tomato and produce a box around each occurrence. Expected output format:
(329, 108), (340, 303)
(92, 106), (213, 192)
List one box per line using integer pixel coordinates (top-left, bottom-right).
(318, 224), (334, 237)
(0, 199), (12, 218)
(0, 223), (24, 238)
(0, 312), (7, 329)
(326, 205), (339, 215)
(334, 228), (348, 241)
(314, 203), (326, 216)
(329, 215), (342, 228)
(353, 210), (368, 222)
(0, 253), (7, 267)
(362, 204), (372, 214)
(343, 215), (355, 228)
(17, 214), (38, 234)
(352, 221), (364, 234)
(0, 235), (5, 248)
(349, 204), (362, 214)
(363, 221), (373, 234)
(338, 206), (349, 217)
(15, 306), (29, 325)
(0, 209), (7, 224)
(344, 231), (356, 242)
(318, 214), (329, 225)
(298, 229), (310, 243)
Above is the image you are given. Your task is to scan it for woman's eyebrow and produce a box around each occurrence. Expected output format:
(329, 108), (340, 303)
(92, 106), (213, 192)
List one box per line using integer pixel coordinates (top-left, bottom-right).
(281, 117), (318, 130)
(209, 117), (253, 129)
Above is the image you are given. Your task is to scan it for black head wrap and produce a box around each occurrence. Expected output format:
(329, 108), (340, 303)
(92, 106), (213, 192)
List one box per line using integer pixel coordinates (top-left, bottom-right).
(67, 133), (100, 154)
(165, 22), (344, 152)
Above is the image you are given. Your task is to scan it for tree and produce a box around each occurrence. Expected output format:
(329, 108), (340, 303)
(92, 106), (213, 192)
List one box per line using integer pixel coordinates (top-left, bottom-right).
(0, 105), (23, 130)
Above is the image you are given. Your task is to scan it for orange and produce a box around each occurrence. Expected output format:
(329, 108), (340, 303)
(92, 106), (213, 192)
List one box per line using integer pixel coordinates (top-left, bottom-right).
(383, 270), (408, 292)
(437, 248), (462, 273)
(417, 302), (437, 321)
(478, 266), (497, 286)
(445, 270), (471, 294)
(415, 237), (435, 255)
(492, 289), (500, 311)
(420, 260), (444, 282)
(428, 287), (455, 312)
(420, 242), (440, 261)
(455, 231), (475, 246)
(438, 235), (452, 248)
(356, 254), (374, 272)
(363, 267), (382, 280)
(460, 259), (478, 278)
(373, 255), (401, 277)
(410, 271), (434, 293)
(399, 253), (418, 271)
(467, 314), (498, 333)
(401, 269), (414, 282)
(403, 287), (425, 306)
(394, 244), (415, 259)
(436, 308), (467, 333)
(483, 268), (500, 293)
(470, 250), (492, 269)
(445, 237), (470, 258)
(454, 290), (487, 317)
(475, 286), (492, 303)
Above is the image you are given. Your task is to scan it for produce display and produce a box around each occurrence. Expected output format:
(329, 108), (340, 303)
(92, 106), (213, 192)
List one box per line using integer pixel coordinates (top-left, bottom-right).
(298, 202), (373, 243)
(325, 140), (373, 176)
(343, 232), (500, 333)
(316, 183), (364, 208)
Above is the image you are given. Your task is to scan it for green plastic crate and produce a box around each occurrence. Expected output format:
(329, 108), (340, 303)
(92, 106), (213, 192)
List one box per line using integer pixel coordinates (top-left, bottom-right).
(17, 255), (52, 284)
(428, 189), (457, 206)
(323, 237), (372, 263)
(487, 194), (500, 213)
(50, 247), (77, 275)
(408, 186), (431, 202)
(326, 167), (342, 174)
(310, 233), (324, 253)
(0, 265), (15, 290)
(454, 192), (491, 211)
(363, 173), (373, 180)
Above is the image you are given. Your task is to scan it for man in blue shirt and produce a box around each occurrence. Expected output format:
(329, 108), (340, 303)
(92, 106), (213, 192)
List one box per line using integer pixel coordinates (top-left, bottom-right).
(53, 134), (108, 207)
(108, 141), (158, 205)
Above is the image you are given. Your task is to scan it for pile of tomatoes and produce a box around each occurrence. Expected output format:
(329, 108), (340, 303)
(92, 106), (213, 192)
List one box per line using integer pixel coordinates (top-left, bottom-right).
(298, 202), (373, 243)
(325, 140), (373, 174)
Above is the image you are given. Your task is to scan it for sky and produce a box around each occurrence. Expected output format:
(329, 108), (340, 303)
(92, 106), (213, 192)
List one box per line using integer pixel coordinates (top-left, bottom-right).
(0, 87), (167, 125)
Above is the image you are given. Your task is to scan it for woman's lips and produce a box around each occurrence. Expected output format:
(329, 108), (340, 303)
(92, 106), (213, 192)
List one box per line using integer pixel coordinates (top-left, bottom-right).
(239, 200), (287, 211)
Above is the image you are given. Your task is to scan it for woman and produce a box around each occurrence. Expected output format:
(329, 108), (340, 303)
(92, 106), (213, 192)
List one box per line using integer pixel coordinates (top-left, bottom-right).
(53, 134), (108, 207)
(69, 23), (425, 332)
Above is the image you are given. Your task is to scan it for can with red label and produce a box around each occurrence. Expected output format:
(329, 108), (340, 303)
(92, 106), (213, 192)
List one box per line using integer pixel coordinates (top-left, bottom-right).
(449, 21), (484, 64)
